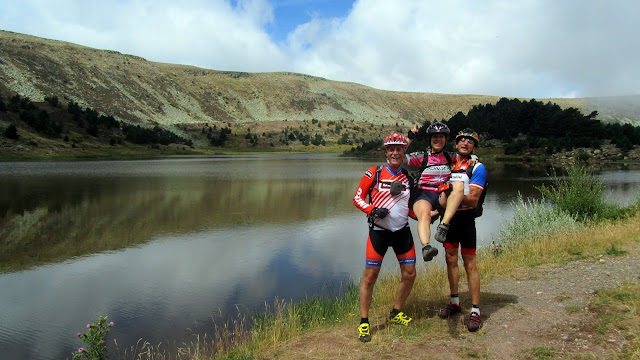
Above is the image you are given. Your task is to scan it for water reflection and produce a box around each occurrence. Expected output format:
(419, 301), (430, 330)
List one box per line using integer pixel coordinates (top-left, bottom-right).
(0, 156), (367, 273)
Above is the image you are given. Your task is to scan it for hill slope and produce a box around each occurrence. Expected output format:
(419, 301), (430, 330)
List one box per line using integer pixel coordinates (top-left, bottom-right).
(2, 30), (639, 133)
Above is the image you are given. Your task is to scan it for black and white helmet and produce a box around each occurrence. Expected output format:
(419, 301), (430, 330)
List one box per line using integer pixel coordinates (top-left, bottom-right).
(426, 122), (450, 138)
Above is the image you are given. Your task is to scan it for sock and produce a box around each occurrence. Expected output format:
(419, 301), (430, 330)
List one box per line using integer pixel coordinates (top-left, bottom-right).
(361, 317), (369, 324)
(450, 294), (460, 305)
(471, 304), (480, 315)
(390, 308), (400, 318)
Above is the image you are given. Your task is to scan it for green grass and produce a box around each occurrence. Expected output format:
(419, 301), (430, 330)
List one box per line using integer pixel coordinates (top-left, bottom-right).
(523, 346), (557, 359)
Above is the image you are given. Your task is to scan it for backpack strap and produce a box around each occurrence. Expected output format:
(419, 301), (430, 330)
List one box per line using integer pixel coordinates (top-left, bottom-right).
(443, 151), (453, 166)
(466, 163), (475, 178)
(367, 165), (384, 204)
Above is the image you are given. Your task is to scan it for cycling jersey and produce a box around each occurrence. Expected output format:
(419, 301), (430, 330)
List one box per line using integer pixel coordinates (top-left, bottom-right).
(406, 151), (454, 192)
(353, 164), (413, 232)
(452, 157), (486, 212)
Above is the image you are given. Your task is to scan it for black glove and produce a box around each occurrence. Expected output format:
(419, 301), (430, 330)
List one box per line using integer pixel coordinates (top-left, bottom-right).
(370, 207), (389, 219)
(407, 129), (416, 140)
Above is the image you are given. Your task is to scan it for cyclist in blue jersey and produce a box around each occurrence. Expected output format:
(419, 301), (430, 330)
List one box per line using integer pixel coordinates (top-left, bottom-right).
(436, 128), (487, 332)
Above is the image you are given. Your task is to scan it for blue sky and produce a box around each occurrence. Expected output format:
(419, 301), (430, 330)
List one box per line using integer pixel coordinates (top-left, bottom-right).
(266, 0), (354, 43)
(1, 0), (639, 99)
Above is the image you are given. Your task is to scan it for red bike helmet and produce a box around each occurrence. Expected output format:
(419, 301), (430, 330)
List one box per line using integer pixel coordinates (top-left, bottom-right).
(383, 133), (408, 147)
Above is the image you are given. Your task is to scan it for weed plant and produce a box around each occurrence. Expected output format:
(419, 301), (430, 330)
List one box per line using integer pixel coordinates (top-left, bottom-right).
(72, 316), (114, 360)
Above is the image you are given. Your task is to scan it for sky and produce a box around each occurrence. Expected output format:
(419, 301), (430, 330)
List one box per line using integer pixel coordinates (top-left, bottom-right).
(1, 0), (638, 99)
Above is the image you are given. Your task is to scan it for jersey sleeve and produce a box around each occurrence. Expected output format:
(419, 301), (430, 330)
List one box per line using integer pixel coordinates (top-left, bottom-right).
(406, 151), (424, 168)
(353, 166), (377, 215)
(469, 163), (487, 189)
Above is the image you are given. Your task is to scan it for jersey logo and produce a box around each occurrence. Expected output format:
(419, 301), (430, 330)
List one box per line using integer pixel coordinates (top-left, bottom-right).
(365, 169), (374, 179)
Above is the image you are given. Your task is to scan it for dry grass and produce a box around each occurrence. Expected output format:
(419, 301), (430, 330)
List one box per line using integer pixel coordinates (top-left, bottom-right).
(481, 213), (640, 280)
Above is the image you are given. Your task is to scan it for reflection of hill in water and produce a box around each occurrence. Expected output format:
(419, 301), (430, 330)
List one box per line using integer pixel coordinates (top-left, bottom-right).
(0, 177), (355, 272)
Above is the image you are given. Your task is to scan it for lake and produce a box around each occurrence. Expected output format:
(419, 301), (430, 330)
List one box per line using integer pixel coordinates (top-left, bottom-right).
(1, 154), (638, 359)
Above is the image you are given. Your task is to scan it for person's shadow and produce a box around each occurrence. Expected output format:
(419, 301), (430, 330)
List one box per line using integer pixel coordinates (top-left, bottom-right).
(405, 291), (518, 337)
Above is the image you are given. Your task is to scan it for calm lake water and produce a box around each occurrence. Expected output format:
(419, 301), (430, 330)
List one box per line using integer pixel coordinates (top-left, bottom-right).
(1, 154), (638, 360)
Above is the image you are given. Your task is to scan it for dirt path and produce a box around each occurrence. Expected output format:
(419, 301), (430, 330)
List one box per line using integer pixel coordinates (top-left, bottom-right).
(261, 243), (640, 359)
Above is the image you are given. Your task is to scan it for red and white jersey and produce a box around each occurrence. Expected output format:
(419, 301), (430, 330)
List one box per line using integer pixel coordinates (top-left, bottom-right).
(353, 165), (413, 232)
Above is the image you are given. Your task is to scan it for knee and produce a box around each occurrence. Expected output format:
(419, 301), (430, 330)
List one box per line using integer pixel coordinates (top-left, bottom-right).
(463, 260), (477, 273)
(445, 251), (458, 265)
(362, 272), (379, 287)
(403, 267), (416, 281)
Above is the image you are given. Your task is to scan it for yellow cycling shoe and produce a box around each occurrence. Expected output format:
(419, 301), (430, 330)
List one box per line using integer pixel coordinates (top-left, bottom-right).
(389, 311), (412, 326)
(358, 322), (371, 343)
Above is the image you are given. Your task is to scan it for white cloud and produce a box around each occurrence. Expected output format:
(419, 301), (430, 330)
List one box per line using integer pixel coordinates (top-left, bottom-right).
(1, 0), (639, 98)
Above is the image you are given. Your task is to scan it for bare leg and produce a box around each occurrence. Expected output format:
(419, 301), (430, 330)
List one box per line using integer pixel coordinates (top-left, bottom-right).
(441, 181), (465, 225)
(360, 266), (381, 318)
(444, 247), (460, 295)
(393, 264), (416, 311)
(462, 253), (480, 306)
(413, 199), (434, 246)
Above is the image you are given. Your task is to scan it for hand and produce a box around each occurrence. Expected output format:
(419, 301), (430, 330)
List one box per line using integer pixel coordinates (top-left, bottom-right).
(371, 207), (389, 219)
(407, 124), (419, 140)
(430, 209), (440, 224)
(469, 154), (479, 166)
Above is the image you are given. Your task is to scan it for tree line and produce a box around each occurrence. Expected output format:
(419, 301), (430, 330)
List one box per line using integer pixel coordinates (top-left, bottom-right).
(1, 94), (192, 147)
(347, 97), (640, 156)
(444, 98), (640, 155)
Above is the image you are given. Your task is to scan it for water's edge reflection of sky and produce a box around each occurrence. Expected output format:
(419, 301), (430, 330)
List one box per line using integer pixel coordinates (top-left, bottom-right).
(1, 155), (638, 359)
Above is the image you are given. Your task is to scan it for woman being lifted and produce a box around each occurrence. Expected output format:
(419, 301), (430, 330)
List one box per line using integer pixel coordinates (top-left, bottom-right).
(405, 122), (469, 262)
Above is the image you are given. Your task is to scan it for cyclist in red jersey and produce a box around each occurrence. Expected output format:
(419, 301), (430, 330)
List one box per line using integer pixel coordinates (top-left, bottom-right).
(352, 133), (417, 343)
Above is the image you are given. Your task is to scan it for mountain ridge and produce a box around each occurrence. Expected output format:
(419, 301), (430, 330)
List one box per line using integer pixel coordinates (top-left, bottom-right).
(2, 30), (639, 134)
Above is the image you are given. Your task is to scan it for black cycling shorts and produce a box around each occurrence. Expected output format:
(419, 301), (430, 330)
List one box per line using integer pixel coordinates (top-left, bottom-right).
(365, 226), (416, 267)
(443, 210), (477, 254)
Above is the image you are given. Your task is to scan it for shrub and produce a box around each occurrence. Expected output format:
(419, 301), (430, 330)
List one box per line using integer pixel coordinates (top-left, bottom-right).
(537, 164), (634, 222)
(4, 123), (19, 139)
